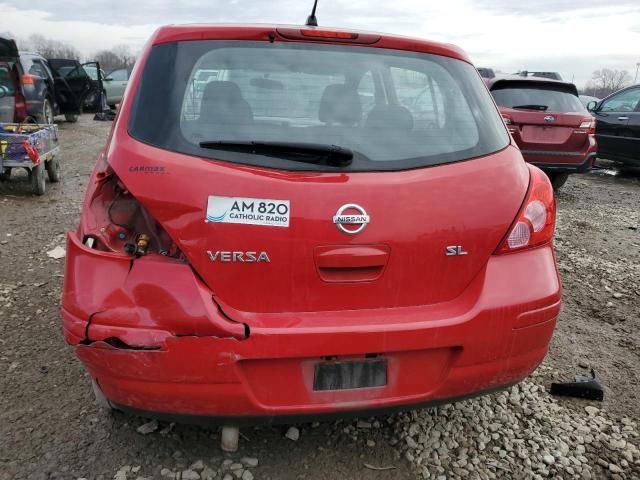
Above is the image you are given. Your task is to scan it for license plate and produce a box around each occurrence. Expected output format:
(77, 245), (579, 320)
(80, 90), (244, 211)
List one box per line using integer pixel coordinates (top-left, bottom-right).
(313, 358), (387, 391)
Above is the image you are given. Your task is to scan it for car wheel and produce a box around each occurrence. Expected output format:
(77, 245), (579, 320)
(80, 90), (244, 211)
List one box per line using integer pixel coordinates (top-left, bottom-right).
(547, 172), (569, 190)
(31, 163), (46, 195)
(0, 167), (12, 181)
(37, 97), (54, 124)
(45, 158), (61, 183)
(65, 113), (79, 123)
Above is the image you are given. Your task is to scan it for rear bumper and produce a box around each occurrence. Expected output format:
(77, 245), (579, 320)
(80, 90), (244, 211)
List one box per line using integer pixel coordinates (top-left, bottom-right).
(523, 150), (597, 173)
(62, 233), (561, 422)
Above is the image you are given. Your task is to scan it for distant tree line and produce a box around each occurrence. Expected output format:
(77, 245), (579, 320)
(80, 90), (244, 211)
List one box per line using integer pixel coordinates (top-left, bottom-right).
(93, 45), (136, 72)
(581, 69), (632, 98)
(26, 34), (81, 60)
(2, 33), (137, 73)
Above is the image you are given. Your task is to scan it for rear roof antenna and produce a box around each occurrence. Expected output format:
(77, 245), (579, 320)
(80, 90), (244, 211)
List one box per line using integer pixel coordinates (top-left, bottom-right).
(306, 0), (319, 26)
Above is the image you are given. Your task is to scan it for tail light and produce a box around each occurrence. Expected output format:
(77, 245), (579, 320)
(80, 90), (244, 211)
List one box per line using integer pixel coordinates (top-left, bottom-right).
(14, 90), (27, 122)
(21, 74), (35, 85)
(495, 165), (556, 254)
(80, 170), (183, 260)
(578, 118), (596, 135)
(501, 114), (517, 134)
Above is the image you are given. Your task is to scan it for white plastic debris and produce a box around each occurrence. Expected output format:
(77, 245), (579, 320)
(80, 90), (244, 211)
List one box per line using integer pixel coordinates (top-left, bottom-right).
(46, 246), (66, 259)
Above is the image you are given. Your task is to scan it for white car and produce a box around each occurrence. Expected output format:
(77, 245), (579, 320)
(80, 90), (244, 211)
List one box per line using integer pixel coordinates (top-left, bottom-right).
(83, 65), (130, 109)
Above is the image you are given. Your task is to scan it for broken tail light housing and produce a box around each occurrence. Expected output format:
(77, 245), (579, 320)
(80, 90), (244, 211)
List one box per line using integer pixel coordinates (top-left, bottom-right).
(80, 170), (183, 260)
(496, 165), (556, 254)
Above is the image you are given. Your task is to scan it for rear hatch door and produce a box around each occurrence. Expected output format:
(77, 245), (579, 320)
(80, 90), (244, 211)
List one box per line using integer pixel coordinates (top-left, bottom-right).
(116, 144), (529, 317)
(0, 39), (19, 123)
(0, 38), (18, 61)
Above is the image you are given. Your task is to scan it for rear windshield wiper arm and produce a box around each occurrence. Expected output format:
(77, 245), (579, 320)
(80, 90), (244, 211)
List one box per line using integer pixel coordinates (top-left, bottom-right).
(512, 104), (549, 111)
(199, 140), (353, 167)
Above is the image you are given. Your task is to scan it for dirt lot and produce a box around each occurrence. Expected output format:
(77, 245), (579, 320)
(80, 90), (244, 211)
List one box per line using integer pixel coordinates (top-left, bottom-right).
(0, 117), (638, 479)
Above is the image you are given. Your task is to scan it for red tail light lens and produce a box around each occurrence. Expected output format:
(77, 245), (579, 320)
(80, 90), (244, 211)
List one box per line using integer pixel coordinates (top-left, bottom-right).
(578, 118), (596, 135)
(80, 170), (183, 260)
(21, 74), (35, 85)
(496, 165), (556, 254)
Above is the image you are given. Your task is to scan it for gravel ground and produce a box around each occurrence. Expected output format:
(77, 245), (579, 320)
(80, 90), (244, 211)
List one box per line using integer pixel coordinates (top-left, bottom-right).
(0, 116), (638, 479)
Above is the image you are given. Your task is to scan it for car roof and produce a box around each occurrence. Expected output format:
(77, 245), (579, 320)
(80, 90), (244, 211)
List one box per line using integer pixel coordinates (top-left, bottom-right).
(150, 24), (471, 63)
(483, 75), (579, 96)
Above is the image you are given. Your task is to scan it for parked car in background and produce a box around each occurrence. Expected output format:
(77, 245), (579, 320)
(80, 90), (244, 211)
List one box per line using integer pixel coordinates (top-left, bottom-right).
(580, 95), (599, 109)
(477, 67), (495, 79)
(0, 38), (26, 123)
(83, 65), (129, 109)
(62, 24), (560, 429)
(486, 76), (597, 188)
(103, 68), (130, 108)
(587, 84), (640, 167)
(16, 51), (58, 123)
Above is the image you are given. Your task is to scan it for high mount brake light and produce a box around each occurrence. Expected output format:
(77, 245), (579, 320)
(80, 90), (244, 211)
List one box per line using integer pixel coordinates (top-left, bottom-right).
(300, 30), (358, 39)
(496, 165), (556, 254)
(276, 28), (380, 44)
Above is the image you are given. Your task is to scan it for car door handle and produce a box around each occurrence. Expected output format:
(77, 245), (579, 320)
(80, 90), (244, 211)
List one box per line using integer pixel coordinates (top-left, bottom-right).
(618, 116), (629, 121)
(314, 245), (390, 282)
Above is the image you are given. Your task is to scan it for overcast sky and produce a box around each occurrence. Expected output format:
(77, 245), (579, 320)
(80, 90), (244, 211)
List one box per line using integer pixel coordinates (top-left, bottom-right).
(2, 0), (640, 87)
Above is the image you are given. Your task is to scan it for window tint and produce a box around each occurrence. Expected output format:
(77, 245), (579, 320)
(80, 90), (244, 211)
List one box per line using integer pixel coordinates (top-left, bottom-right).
(491, 84), (586, 113)
(29, 61), (48, 78)
(130, 41), (509, 172)
(107, 69), (128, 81)
(600, 88), (640, 113)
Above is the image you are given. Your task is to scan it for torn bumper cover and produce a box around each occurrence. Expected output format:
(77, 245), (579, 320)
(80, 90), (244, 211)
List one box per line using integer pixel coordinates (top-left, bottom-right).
(62, 231), (561, 422)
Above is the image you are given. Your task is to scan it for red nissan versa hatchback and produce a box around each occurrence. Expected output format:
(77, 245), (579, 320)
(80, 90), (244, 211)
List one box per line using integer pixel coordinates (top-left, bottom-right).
(61, 25), (561, 426)
(486, 76), (598, 189)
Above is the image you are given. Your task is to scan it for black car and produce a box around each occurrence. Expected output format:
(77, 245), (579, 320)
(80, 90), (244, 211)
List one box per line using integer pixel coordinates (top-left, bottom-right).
(588, 85), (640, 167)
(45, 58), (102, 122)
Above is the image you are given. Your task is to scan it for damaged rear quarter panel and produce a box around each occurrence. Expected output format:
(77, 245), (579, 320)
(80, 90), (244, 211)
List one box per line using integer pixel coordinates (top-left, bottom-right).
(61, 231), (246, 348)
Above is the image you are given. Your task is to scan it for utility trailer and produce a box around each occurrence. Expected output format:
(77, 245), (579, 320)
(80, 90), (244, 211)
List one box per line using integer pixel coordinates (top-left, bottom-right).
(0, 123), (60, 195)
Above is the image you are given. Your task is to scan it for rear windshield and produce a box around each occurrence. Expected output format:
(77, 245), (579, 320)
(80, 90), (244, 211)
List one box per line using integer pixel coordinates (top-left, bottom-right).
(129, 41), (508, 172)
(491, 83), (586, 114)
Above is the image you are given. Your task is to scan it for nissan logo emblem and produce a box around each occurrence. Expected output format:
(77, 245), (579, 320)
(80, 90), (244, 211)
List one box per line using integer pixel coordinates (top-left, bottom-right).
(333, 204), (370, 235)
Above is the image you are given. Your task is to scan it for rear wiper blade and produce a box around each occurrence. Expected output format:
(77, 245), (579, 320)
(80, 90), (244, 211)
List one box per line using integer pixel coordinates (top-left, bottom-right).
(512, 104), (549, 111)
(199, 140), (353, 167)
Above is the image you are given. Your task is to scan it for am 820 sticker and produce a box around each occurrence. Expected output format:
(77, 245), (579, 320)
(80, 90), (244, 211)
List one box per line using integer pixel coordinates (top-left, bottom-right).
(206, 196), (290, 228)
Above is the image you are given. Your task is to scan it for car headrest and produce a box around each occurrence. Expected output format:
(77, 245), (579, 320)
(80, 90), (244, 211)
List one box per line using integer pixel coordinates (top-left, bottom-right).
(318, 84), (362, 126)
(200, 81), (253, 124)
(365, 105), (414, 132)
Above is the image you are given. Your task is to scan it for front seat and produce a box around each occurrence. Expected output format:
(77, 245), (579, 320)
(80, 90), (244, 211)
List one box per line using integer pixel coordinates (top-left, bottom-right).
(199, 81), (253, 127)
